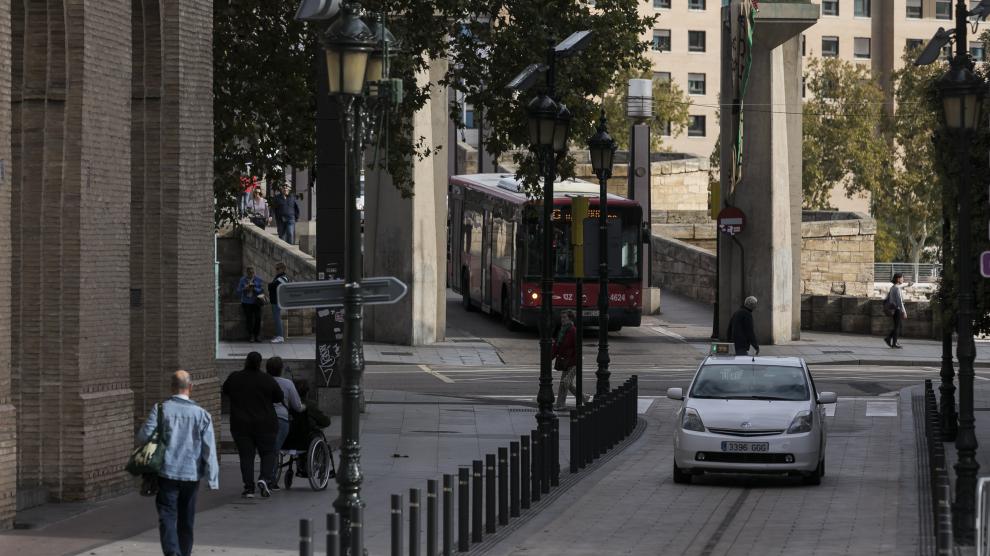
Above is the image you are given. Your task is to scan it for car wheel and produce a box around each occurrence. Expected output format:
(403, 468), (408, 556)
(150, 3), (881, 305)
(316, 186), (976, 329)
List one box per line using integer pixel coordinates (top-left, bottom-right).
(673, 462), (692, 484)
(803, 459), (823, 486)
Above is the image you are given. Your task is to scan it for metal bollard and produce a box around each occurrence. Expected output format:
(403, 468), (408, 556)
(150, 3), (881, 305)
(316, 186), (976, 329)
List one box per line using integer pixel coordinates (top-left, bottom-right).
(350, 506), (363, 556)
(472, 460), (483, 543)
(442, 475), (453, 556)
(520, 436), (531, 509)
(498, 447), (509, 525)
(577, 406), (587, 469)
(391, 494), (403, 556)
(458, 468), (469, 552)
(570, 410), (579, 473)
(327, 513), (339, 556)
(410, 488), (421, 556)
(485, 454), (496, 534)
(550, 418), (560, 487)
(541, 429), (551, 493)
(299, 519), (313, 556)
(509, 442), (521, 517)
(531, 430), (541, 502)
(427, 480), (438, 556)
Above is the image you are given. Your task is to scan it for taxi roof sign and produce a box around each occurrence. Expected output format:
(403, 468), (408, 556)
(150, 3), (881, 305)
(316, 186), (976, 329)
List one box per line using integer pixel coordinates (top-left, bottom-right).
(710, 342), (733, 355)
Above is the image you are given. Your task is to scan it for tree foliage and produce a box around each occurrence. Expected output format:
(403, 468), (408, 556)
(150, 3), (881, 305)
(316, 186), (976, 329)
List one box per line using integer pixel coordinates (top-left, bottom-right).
(601, 68), (691, 152)
(802, 57), (887, 210)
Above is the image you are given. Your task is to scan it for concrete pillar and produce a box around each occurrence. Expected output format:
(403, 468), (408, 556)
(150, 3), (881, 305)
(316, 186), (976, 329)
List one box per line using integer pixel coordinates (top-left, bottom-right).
(718, 1), (818, 345)
(365, 61), (448, 345)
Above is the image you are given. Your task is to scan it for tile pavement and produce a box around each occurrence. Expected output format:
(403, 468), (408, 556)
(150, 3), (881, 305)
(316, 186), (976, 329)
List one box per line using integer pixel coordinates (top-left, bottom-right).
(218, 337), (504, 367)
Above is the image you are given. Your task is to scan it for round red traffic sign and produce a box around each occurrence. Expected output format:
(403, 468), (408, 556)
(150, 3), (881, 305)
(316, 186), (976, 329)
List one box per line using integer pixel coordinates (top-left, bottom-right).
(717, 207), (746, 235)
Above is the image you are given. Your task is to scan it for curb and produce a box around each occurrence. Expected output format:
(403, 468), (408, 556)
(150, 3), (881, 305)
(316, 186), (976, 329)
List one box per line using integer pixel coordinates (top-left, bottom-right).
(816, 359), (990, 368)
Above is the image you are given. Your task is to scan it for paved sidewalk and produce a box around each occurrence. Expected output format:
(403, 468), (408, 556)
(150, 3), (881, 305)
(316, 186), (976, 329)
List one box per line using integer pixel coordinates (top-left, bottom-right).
(218, 336), (504, 367)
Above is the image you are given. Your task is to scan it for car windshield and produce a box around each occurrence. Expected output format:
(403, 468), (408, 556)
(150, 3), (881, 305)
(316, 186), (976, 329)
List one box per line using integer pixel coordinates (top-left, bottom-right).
(689, 364), (810, 401)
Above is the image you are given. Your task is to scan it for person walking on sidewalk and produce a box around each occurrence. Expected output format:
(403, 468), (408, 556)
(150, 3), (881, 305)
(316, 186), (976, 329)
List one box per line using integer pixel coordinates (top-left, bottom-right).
(269, 262), (290, 344)
(237, 266), (266, 343)
(884, 273), (908, 349)
(246, 188), (270, 229)
(728, 296), (760, 356)
(272, 183), (300, 244)
(553, 310), (588, 409)
(136, 370), (219, 556)
(222, 352), (284, 498)
(266, 356), (305, 490)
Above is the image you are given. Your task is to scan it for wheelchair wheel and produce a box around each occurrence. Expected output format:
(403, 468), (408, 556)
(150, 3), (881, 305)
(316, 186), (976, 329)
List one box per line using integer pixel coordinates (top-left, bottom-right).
(285, 467), (294, 489)
(274, 451), (286, 486)
(307, 436), (332, 491)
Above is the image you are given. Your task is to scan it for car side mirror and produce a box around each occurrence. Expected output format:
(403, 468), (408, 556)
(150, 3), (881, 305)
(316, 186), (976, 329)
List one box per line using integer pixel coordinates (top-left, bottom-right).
(666, 387), (683, 401)
(817, 392), (837, 404)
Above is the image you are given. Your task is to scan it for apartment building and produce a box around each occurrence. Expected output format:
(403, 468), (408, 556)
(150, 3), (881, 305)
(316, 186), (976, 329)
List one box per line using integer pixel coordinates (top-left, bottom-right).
(642, 0), (968, 159)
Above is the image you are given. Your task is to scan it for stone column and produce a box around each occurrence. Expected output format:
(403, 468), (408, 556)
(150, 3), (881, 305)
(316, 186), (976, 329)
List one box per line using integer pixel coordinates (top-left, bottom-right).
(718, 1), (818, 344)
(364, 62), (448, 345)
(0, 0), (15, 530)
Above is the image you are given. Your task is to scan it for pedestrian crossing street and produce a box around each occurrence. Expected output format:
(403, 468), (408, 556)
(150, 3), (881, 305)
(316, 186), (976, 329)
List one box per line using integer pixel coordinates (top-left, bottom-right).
(475, 394), (901, 417)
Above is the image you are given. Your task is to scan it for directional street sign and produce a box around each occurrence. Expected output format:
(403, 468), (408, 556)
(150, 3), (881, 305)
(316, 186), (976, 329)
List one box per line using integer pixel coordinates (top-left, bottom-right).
(278, 276), (408, 310)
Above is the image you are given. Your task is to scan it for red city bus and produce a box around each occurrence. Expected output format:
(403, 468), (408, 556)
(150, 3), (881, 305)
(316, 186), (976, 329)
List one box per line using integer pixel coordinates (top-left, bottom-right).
(448, 173), (644, 331)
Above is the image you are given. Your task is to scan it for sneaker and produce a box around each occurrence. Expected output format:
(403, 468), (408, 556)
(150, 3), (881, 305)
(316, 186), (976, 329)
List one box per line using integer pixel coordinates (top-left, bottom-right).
(257, 479), (271, 498)
(884, 337), (892, 348)
(892, 344), (903, 349)
(241, 489), (255, 499)
(271, 336), (284, 344)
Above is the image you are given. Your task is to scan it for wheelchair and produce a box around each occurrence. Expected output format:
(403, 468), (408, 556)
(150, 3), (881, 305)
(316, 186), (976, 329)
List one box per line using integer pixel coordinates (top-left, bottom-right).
(273, 409), (336, 491)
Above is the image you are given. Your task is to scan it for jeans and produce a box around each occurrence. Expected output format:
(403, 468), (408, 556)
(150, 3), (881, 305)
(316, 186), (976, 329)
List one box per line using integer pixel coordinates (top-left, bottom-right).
(272, 303), (284, 338)
(232, 429), (277, 491)
(273, 418), (290, 480)
(279, 220), (296, 245)
(886, 311), (903, 346)
(156, 477), (199, 556)
(242, 303), (261, 340)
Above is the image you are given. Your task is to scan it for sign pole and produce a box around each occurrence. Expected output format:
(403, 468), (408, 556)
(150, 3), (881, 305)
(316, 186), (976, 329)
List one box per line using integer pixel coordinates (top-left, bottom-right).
(571, 196), (588, 407)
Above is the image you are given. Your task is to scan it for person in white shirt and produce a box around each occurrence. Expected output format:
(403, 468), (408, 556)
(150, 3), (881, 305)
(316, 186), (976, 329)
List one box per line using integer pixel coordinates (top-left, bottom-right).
(266, 356), (305, 490)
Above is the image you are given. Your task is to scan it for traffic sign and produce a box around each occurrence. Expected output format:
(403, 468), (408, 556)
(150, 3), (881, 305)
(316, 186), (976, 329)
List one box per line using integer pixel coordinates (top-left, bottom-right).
(981, 251), (990, 278)
(717, 206), (746, 236)
(278, 276), (408, 309)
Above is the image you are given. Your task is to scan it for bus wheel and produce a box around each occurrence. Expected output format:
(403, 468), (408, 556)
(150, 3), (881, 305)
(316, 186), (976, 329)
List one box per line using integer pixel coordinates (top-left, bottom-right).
(501, 295), (519, 331)
(607, 323), (623, 332)
(461, 270), (474, 312)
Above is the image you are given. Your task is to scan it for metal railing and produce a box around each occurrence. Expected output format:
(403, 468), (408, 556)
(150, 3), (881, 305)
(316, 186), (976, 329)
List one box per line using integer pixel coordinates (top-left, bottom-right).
(925, 379), (953, 555)
(875, 262), (941, 284)
(298, 376), (639, 555)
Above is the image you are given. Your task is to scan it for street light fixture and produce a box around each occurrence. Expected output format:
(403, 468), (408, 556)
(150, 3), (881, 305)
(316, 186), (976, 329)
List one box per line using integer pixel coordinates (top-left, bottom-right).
(587, 112), (617, 396)
(527, 93), (559, 148)
(322, 6), (375, 95)
(552, 103), (572, 154)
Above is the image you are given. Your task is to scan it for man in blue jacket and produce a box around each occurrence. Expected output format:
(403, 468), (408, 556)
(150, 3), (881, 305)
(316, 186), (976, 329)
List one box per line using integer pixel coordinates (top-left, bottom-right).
(136, 370), (219, 556)
(272, 182), (300, 244)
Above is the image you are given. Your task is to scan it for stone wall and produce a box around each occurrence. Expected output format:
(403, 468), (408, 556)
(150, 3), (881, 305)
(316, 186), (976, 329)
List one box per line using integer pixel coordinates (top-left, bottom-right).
(651, 234), (717, 304)
(800, 212), (875, 297)
(801, 295), (937, 339)
(221, 224), (317, 341)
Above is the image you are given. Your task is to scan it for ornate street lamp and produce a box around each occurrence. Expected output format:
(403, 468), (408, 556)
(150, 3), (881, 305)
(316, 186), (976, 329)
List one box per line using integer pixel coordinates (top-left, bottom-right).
(587, 112), (617, 397)
(940, 60), (986, 544)
(527, 93), (559, 149)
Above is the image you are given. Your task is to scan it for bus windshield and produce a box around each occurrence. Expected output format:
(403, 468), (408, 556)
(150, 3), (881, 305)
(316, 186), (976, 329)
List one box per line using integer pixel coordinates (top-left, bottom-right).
(522, 205), (641, 280)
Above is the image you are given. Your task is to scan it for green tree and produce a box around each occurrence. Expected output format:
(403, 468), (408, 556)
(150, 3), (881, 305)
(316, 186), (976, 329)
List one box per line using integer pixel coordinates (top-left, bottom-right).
(802, 57), (888, 209)
(601, 68), (691, 152)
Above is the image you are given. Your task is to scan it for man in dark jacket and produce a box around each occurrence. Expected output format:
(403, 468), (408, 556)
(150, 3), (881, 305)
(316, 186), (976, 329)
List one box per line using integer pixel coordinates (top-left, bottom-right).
(222, 351), (284, 498)
(727, 296), (760, 356)
(272, 183), (300, 245)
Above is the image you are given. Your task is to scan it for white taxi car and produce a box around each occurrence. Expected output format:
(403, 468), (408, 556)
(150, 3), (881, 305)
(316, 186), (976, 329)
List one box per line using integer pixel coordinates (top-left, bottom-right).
(667, 354), (836, 485)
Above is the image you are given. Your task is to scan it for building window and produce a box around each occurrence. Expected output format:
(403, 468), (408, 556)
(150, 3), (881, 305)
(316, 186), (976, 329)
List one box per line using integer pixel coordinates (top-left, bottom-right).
(689, 0), (706, 10)
(936, 0), (952, 19)
(854, 37), (871, 59)
(972, 41), (986, 62)
(688, 115), (706, 137)
(654, 71), (671, 83)
(823, 0), (839, 16)
(653, 29), (671, 52)
(822, 36), (839, 58)
(689, 30), (706, 52)
(906, 38), (925, 52)
(464, 109), (475, 129)
(855, 0), (870, 17)
(906, 0), (922, 18)
(654, 0), (670, 8)
(688, 73), (706, 95)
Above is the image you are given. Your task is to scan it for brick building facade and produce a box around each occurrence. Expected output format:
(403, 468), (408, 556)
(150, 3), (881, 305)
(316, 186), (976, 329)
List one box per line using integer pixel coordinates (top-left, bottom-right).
(0, 0), (216, 528)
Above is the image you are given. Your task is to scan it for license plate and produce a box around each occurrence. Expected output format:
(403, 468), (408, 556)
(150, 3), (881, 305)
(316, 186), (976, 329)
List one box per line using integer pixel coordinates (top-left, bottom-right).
(720, 441), (769, 452)
(581, 310), (599, 317)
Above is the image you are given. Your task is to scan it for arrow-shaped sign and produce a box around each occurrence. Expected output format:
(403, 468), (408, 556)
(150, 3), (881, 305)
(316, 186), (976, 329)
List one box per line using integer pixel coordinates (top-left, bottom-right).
(278, 276), (408, 309)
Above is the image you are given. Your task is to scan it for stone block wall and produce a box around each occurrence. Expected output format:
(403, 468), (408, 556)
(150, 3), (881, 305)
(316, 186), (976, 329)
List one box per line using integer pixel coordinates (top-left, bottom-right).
(800, 294), (936, 339)
(221, 224), (317, 341)
(800, 211), (875, 297)
(651, 234), (717, 304)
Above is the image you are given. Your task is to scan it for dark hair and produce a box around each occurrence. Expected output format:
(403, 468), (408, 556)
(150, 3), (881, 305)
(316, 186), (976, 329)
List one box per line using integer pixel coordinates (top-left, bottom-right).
(244, 351), (263, 372)
(266, 356), (285, 377)
(892, 273), (903, 284)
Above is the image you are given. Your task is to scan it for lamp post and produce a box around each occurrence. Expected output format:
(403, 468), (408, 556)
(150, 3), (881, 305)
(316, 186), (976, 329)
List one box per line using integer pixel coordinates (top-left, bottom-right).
(940, 59), (986, 543)
(587, 112), (617, 396)
(311, 3), (399, 552)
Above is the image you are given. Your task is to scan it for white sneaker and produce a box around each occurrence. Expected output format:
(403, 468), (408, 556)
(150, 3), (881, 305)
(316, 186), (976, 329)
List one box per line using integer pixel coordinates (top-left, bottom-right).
(271, 336), (284, 344)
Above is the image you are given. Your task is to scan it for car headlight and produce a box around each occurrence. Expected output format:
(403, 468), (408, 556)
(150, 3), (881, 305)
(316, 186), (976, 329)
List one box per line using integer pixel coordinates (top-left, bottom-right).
(681, 408), (706, 432)
(786, 410), (813, 434)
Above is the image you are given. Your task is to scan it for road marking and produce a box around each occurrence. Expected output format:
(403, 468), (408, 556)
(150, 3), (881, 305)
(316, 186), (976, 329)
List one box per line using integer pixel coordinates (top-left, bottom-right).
(418, 364), (455, 384)
(638, 397), (657, 414)
(651, 326), (687, 342)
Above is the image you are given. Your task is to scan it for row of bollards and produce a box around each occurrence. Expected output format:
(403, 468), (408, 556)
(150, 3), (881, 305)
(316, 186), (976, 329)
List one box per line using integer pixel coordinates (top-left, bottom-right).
(924, 379), (953, 555)
(298, 377), (639, 555)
